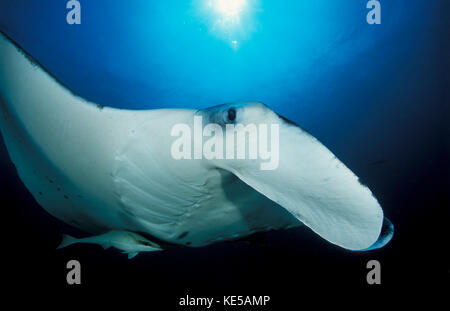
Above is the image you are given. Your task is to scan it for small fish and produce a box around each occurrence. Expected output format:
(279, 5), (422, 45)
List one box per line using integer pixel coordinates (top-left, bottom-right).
(57, 230), (161, 259)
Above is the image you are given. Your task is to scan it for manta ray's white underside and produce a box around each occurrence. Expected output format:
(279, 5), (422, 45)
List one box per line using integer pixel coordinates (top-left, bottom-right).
(0, 31), (391, 251)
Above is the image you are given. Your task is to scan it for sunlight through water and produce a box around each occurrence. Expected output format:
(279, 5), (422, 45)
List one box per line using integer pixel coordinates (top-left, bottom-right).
(200, 0), (258, 49)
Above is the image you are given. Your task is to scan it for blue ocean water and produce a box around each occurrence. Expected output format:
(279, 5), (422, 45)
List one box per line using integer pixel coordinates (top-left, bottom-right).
(0, 0), (448, 296)
(0, 1), (439, 111)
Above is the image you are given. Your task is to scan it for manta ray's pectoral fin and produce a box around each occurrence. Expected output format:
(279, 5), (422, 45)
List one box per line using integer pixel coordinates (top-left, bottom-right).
(217, 116), (388, 251)
(354, 217), (394, 252)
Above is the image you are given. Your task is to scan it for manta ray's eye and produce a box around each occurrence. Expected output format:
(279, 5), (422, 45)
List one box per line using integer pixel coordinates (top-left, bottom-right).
(227, 108), (236, 122)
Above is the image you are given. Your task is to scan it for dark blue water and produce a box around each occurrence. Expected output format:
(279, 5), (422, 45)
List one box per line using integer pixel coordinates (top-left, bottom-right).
(0, 0), (448, 302)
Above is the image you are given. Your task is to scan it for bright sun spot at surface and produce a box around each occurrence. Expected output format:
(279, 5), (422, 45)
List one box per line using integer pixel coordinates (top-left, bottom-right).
(202, 0), (255, 49)
(214, 0), (247, 18)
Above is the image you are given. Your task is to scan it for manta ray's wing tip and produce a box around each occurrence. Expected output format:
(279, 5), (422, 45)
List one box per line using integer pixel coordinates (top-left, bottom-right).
(352, 217), (394, 252)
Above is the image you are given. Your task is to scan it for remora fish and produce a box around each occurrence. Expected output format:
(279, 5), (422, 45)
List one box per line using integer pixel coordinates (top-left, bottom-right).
(57, 231), (161, 259)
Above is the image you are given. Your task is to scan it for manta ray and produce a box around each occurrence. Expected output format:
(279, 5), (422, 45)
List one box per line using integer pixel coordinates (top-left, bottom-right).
(0, 32), (393, 259)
